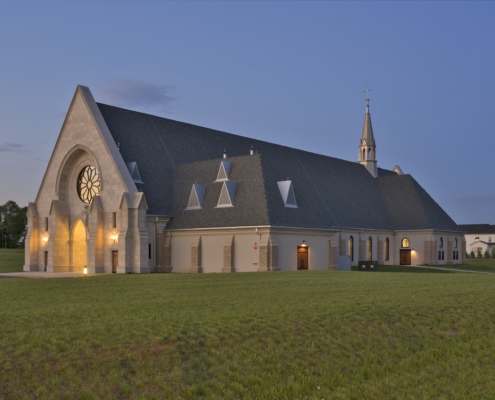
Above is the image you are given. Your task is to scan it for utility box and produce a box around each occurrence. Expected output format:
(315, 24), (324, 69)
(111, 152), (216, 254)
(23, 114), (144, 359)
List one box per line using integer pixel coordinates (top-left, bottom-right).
(357, 261), (378, 271)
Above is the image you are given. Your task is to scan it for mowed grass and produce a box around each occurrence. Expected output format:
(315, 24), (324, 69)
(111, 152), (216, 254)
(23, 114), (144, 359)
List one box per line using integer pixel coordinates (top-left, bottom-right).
(0, 248), (24, 273)
(443, 258), (495, 273)
(1, 271), (495, 399)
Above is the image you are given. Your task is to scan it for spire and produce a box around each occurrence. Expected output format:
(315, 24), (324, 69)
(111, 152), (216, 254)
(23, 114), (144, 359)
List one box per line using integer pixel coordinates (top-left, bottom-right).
(358, 86), (378, 178)
(361, 86), (375, 146)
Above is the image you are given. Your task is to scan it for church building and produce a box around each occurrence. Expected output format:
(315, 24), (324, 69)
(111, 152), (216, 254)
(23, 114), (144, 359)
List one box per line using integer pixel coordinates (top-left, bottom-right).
(24, 85), (466, 274)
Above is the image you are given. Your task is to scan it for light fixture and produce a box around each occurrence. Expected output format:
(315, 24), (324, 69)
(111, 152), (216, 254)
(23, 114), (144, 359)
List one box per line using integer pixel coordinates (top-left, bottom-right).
(84, 267), (87, 275)
(110, 235), (118, 242)
(301, 240), (307, 247)
(42, 237), (48, 243)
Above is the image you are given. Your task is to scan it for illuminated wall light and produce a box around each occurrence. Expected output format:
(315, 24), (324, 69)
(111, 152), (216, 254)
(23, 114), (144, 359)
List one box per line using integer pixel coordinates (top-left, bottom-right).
(110, 235), (118, 242)
(84, 267), (88, 275)
(42, 237), (48, 243)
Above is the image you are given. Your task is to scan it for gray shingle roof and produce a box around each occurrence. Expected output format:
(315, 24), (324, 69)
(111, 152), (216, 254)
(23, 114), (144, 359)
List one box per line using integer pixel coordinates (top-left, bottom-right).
(97, 103), (461, 232)
(458, 224), (495, 234)
(376, 175), (460, 231)
(377, 167), (398, 177)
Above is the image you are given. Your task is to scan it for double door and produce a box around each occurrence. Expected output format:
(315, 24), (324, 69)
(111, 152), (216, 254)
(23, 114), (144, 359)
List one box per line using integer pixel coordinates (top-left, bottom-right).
(400, 249), (411, 265)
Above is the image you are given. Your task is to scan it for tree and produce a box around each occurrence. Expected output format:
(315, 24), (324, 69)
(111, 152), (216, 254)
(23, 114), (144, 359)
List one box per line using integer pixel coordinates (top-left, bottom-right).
(492, 247), (495, 259)
(470, 250), (475, 258)
(477, 248), (483, 258)
(0, 201), (27, 248)
(484, 250), (490, 259)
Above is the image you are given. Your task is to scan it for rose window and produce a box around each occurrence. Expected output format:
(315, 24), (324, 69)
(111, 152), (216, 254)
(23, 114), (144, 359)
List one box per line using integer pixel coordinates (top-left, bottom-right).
(77, 166), (101, 204)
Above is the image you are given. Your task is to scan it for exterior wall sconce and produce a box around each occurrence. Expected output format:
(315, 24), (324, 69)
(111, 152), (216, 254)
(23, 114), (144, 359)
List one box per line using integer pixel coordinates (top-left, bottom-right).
(301, 240), (308, 247)
(110, 235), (118, 242)
(84, 267), (87, 275)
(42, 237), (48, 244)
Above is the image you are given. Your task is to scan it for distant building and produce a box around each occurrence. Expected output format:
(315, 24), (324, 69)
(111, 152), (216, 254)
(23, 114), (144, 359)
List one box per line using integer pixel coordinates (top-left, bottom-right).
(24, 85), (465, 274)
(458, 224), (495, 256)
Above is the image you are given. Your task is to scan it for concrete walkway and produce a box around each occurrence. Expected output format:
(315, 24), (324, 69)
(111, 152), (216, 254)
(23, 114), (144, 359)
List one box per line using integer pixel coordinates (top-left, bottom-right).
(413, 265), (495, 275)
(0, 272), (86, 278)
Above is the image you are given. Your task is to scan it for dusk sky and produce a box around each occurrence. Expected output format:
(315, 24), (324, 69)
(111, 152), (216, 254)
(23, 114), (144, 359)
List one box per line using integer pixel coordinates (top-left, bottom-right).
(0, 1), (493, 224)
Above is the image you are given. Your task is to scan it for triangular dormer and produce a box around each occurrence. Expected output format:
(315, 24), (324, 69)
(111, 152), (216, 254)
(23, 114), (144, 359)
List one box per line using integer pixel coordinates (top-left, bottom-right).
(277, 180), (297, 208)
(216, 181), (236, 208)
(127, 162), (144, 184)
(185, 184), (206, 210)
(215, 161), (231, 182)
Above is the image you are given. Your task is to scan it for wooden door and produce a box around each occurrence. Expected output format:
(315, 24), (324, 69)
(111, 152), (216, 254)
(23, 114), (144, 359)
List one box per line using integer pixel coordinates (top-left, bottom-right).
(297, 247), (309, 270)
(400, 250), (411, 265)
(112, 251), (118, 273)
(44, 251), (48, 272)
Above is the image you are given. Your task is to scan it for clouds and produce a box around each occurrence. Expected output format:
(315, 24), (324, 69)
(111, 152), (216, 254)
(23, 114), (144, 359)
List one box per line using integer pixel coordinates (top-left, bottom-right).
(95, 79), (177, 115)
(0, 143), (27, 153)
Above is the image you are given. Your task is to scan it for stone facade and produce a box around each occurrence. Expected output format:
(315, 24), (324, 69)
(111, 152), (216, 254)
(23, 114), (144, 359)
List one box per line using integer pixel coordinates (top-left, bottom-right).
(222, 235), (235, 273)
(190, 236), (202, 273)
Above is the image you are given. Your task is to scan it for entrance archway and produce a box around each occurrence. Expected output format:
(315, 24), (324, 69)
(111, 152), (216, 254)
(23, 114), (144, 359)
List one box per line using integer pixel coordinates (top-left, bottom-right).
(72, 219), (87, 272)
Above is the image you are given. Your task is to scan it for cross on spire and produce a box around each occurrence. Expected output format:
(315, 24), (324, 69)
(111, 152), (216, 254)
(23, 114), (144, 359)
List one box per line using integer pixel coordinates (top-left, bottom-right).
(363, 86), (372, 105)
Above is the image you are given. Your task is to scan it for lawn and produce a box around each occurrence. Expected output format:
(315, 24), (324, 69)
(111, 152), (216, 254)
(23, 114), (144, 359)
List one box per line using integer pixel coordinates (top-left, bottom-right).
(0, 248), (24, 273)
(443, 257), (495, 273)
(1, 271), (494, 399)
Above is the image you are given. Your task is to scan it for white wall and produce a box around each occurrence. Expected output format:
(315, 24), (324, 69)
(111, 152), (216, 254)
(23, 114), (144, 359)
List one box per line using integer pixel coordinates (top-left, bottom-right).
(277, 234), (329, 271)
(234, 234), (259, 272)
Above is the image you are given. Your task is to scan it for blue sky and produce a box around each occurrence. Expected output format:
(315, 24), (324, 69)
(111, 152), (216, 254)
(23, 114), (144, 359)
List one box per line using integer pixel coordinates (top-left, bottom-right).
(0, 1), (493, 224)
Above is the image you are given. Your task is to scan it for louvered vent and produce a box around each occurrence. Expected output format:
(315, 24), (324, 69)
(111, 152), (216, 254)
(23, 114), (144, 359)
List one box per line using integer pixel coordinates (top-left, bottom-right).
(185, 184), (205, 210)
(216, 181), (236, 208)
(215, 161), (231, 182)
(127, 162), (144, 184)
(277, 180), (298, 208)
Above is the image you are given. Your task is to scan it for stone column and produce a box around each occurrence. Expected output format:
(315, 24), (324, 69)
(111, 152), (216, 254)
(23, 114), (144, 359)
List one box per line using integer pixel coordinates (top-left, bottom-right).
(47, 201), (70, 273)
(156, 233), (172, 273)
(118, 192), (150, 273)
(222, 235), (235, 273)
(359, 234), (367, 261)
(423, 236), (438, 265)
(87, 196), (104, 274)
(24, 203), (39, 272)
(258, 234), (279, 271)
(328, 235), (338, 270)
(447, 236), (453, 265)
(339, 235), (346, 256)
(190, 236), (202, 273)
(378, 235), (384, 264)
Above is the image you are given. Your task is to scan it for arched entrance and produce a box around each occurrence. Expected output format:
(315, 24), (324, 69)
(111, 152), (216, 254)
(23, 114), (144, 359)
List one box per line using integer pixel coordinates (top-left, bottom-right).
(72, 219), (87, 272)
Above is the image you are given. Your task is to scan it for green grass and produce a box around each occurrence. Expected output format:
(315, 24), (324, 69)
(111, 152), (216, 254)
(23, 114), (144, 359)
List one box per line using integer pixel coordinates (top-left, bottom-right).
(0, 248), (24, 273)
(440, 258), (495, 273)
(1, 271), (495, 399)
(352, 264), (456, 273)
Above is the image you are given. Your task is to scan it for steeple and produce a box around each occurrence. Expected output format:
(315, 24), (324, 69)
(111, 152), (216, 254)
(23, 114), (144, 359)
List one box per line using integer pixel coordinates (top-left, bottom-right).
(358, 87), (378, 178)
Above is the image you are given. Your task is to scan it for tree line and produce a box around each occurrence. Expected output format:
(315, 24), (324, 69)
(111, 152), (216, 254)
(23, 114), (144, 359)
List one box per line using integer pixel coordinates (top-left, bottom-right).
(0, 201), (27, 249)
(469, 247), (495, 259)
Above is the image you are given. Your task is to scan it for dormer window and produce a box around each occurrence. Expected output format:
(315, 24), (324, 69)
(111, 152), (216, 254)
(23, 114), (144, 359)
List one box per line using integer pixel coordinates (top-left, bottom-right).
(277, 180), (297, 208)
(185, 184), (206, 210)
(215, 161), (231, 182)
(215, 181), (236, 208)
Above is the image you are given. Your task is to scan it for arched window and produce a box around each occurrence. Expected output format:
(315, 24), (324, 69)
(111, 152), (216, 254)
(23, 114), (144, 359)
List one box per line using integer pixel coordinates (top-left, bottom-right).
(454, 238), (457, 248)
(348, 236), (354, 261)
(385, 238), (389, 261)
(363, 149), (366, 160)
(439, 237), (443, 248)
(367, 237), (372, 261)
(368, 148), (371, 160)
(401, 238), (410, 248)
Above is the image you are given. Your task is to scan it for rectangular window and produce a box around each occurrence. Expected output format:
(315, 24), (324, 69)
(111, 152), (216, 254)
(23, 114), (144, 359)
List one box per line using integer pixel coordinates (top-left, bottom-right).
(438, 250), (445, 261)
(489, 237), (492, 242)
(112, 212), (117, 228)
(149, 243), (151, 260)
(45, 217), (48, 232)
(475, 237), (480, 241)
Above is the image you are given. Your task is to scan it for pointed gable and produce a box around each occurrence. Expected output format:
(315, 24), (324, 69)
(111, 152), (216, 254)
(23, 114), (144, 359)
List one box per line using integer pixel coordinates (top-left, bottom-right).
(215, 161), (231, 182)
(185, 184), (205, 210)
(216, 181), (236, 208)
(127, 162), (144, 184)
(277, 180), (297, 208)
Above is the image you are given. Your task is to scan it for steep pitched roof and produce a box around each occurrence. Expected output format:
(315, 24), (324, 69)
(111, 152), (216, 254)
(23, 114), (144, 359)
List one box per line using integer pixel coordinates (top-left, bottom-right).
(376, 174), (460, 231)
(377, 167), (398, 177)
(360, 108), (375, 146)
(97, 102), (460, 232)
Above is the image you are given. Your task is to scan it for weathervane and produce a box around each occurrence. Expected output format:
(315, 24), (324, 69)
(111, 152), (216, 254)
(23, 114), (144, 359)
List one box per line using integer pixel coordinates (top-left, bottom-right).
(363, 86), (372, 106)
